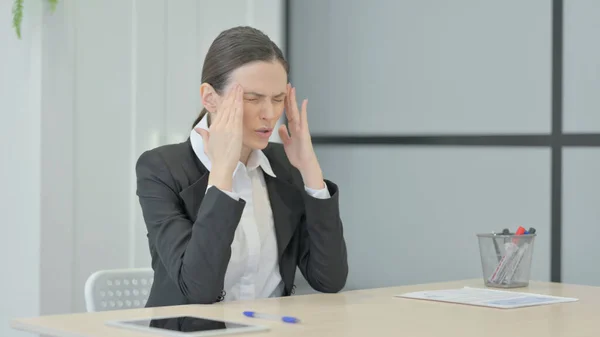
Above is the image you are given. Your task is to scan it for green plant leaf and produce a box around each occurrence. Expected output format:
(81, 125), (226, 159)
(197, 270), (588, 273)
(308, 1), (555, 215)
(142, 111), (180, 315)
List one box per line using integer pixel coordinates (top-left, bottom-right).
(48, 0), (58, 12)
(12, 0), (59, 39)
(12, 0), (24, 39)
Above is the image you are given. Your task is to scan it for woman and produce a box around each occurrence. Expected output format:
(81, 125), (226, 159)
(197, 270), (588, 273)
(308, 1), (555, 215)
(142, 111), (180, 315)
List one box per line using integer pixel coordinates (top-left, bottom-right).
(135, 26), (348, 308)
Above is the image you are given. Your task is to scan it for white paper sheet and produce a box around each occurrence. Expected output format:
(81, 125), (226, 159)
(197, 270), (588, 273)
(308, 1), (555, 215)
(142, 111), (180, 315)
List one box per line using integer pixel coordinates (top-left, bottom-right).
(395, 286), (578, 309)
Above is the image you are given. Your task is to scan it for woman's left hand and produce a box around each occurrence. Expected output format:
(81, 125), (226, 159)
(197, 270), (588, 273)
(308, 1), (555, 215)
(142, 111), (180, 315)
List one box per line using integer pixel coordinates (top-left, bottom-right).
(278, 84), (325, 190)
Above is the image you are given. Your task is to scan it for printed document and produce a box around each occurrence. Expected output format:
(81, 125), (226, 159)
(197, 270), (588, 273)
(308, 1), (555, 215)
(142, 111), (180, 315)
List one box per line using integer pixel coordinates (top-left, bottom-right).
(395, 286), (578, 309)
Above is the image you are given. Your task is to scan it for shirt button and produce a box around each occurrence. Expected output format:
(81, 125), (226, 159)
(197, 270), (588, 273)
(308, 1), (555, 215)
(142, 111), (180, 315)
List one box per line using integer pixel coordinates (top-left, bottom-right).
(216, 290), (226, 302)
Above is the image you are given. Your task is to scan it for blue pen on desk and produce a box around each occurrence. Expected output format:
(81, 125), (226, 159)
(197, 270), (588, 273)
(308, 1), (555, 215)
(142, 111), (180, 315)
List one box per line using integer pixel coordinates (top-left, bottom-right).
(243, 311), (300, 324)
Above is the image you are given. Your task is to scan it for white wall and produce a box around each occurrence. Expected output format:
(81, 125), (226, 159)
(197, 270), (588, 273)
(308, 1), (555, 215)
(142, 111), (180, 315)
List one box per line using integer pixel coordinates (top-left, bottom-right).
(74, 0), (285, 314)
(1, 1), (42, 336)
(2, 1), (285, 332)
(40, 0), (76, 318)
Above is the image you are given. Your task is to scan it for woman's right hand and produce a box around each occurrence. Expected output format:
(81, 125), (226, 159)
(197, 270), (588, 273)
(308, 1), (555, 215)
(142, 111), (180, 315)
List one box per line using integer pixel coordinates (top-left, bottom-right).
(196, 84), (244, 192)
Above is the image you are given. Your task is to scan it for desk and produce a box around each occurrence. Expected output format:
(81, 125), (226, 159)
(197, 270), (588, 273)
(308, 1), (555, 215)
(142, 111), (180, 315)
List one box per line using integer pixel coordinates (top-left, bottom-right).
(10, 279), (599, 337)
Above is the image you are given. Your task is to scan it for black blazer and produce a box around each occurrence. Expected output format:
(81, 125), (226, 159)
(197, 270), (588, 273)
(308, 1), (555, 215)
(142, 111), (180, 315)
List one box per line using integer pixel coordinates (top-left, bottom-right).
(135, 139), (348, 307)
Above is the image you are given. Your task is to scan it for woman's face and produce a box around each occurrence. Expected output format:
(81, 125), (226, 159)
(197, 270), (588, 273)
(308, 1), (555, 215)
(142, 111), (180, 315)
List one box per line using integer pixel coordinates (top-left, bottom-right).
(215, 60), (288, 150)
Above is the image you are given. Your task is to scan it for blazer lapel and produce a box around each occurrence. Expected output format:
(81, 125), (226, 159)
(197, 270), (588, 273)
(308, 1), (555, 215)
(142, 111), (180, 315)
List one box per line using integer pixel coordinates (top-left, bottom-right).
(178, 138), (211, 222)
(181, 169), (300, 257)
(179, 173), (209, 223)
(180, 138), (302, 258)
(264, 171), (303, 259)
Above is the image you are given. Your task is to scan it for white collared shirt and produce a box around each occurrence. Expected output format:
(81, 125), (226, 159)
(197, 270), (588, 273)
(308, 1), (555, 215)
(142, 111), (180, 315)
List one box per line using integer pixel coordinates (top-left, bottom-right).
(190, 114), (330, 302)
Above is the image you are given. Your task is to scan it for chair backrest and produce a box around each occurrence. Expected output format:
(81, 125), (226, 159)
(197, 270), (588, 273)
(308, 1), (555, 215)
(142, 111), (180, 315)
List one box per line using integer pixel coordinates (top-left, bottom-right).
(84, 268), (154, 312)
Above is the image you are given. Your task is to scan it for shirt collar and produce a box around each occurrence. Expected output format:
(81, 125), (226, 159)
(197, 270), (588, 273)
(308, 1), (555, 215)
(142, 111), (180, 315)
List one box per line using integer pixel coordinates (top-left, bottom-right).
(189, 113), (276, 177)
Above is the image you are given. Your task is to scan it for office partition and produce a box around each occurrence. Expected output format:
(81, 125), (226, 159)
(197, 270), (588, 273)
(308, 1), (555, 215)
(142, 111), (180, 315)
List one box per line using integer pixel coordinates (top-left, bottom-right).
(288, 0), (600, 290)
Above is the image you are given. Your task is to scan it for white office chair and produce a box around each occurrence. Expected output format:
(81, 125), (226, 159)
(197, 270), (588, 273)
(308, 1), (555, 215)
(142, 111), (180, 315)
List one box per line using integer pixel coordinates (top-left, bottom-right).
(84, 268), (154, 312)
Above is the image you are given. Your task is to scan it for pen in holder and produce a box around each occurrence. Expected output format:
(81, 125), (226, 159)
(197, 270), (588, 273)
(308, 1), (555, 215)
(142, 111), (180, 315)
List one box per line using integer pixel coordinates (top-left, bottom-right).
(477, 227), (536, 288)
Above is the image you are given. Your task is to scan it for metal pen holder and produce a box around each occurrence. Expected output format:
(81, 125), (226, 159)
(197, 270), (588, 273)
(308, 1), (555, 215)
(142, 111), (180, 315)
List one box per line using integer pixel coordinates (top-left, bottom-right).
(477, 233), (536, 288)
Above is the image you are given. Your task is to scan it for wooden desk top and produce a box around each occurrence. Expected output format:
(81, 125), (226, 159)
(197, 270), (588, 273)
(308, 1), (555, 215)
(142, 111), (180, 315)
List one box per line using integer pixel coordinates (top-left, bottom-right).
(10, 279), (600, 337)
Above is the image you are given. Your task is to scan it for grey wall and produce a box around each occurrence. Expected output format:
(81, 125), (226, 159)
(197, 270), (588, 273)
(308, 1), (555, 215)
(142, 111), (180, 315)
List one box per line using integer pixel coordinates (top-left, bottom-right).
(290, 0), (551, 135)
(563, 0), (600, 132)
(289, 0), (600, 292)
(561, 0), (600, 286)
(563, 149), (600, 285)
(315, 147), (551, 289)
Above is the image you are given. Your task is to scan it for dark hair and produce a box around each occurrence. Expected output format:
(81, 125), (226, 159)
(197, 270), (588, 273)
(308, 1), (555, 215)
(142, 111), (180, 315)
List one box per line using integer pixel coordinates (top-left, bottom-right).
(192, 26), (289, 128)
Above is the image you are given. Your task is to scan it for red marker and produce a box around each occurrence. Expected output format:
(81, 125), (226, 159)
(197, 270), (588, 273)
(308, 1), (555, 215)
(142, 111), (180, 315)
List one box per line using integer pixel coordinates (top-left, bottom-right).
(512, 226), (526, 243)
